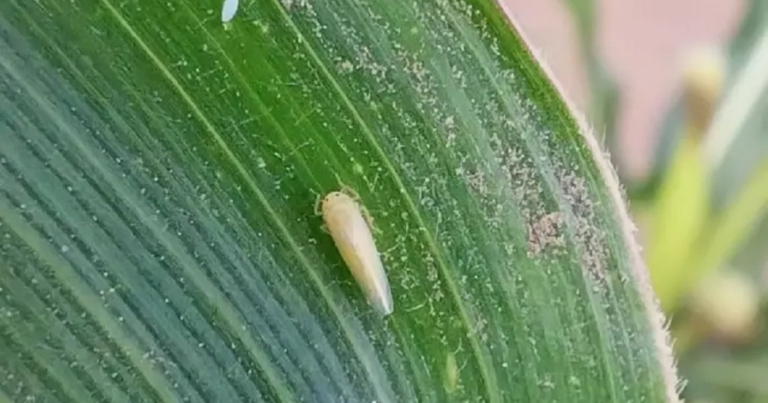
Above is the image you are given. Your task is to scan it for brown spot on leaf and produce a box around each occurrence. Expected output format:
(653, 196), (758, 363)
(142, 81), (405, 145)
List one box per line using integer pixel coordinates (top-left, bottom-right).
(557, 170), (608, 282)
(527, 212), (565, 258)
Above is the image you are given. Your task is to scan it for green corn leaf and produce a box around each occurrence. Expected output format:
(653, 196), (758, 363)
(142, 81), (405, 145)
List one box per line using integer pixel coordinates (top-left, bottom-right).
(0, 0), (679, 402)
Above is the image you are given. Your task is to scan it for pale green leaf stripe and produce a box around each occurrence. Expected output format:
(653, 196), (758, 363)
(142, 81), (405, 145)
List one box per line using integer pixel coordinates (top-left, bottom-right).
(0, 384), (11, 403)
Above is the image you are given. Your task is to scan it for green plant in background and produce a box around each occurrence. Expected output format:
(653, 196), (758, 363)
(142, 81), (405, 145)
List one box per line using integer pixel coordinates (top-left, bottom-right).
(563, 0), (768, 402)
(0, 0), (679, 402)
(647, 47), (723, 313)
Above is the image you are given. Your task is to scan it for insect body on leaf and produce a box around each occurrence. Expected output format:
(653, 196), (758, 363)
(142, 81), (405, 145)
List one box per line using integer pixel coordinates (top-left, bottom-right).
(221, 0), (239, 23)
(318, 187), (393, 316)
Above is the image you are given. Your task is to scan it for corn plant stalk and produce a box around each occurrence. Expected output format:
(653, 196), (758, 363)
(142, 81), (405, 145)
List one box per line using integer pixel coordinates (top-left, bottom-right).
(0, 0), (679, 402)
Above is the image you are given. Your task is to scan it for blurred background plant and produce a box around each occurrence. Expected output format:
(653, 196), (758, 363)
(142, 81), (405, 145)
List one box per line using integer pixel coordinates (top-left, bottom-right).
(522, 0), (768, 401)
